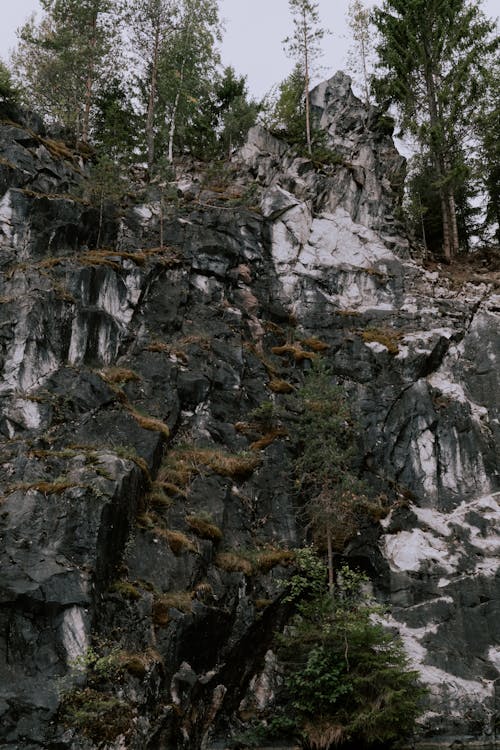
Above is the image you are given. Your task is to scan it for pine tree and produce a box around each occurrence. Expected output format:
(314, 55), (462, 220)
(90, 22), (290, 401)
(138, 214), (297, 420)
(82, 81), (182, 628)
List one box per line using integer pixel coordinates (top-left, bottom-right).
(213, 67), (260, 157)
(372, 0), (499, 261)
(283, 0), (326, 155)
(269, 64), (307, 143)
(475, 62), (500, 244)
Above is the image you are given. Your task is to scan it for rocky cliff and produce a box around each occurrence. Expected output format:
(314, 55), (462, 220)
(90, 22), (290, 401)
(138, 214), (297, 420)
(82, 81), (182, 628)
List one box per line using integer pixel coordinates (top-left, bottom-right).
(0, 73), (499, 749)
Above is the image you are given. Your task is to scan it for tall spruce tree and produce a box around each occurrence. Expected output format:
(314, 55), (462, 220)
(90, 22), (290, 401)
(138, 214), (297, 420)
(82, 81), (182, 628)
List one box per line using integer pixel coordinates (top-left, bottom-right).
(372, 0), (499, 261)
(476, 61), (500, 243)
(283, 0), (326, 155)
(12, 0), (120, 143)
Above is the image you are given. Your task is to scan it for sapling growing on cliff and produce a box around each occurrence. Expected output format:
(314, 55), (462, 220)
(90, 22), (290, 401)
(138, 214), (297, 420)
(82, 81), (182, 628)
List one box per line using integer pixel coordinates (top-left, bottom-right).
(273, 550), (425, 749)
(294, 364), (367, 591)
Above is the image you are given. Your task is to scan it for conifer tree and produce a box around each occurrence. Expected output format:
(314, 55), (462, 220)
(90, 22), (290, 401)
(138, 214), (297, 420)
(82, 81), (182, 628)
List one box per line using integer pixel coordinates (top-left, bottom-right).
(372, 0), (499, 261)
(283, 0), (326, 155)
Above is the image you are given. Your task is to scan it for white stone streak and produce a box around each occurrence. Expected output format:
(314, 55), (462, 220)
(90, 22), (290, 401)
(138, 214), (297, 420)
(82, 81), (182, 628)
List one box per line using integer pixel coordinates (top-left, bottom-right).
(61, 606), (89, 665)
(382, 492), (500, 576)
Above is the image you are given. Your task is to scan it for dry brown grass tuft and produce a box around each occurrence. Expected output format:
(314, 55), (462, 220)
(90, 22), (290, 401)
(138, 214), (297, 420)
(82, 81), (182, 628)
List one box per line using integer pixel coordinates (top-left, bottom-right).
(250, 429), (288, 451)
(255, 548), (296, 572)
(268, 379), (295, 394)
(100, 367), (141, 384)
(303, 720), (346, 750)
(158, 446), (260, 488)
(186, 514), (223, 542)
(271, 344), (317, 362)
(111, 581), (141, 601)
(215, 552), (253, 576)
(118, 648), (162, 678)
(361, 327), (403, 355)
(127, 408), (170, 439)
(157, 528), (197, 555)
(301, 337), (330, 352)
(8, 478), (80, 496)
(153, 592), (193, 627)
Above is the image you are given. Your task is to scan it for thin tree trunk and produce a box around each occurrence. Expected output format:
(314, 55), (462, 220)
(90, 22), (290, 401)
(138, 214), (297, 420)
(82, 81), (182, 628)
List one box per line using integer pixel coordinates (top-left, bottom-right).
(168, 62), (185, 163)
(326, 524), (334, 596)
(302, 8), (312, 156)
(424, 58), (453, 262)
(82, 10), (99, 144)
(146, 25), (161, 171)
(448, 189), (460, 256)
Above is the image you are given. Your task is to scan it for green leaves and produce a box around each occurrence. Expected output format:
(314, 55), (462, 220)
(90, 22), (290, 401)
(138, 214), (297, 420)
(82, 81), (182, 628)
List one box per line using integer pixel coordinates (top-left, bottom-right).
(277, 555), (426, 749)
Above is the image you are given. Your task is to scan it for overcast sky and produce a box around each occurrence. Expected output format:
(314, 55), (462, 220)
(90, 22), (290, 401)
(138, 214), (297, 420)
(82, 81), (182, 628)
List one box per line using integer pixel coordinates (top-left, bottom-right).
(1, 0), (498, 100)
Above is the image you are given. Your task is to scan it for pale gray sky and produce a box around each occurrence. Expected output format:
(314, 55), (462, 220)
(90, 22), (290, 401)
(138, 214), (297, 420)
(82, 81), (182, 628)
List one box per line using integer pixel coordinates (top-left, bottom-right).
(1, 0), (498, 100)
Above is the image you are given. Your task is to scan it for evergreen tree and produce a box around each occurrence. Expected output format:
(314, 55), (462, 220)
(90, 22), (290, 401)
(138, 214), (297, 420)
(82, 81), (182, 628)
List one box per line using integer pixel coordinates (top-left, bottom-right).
(269, 63), (307, 143)
(372, 0), (499, 261)
(12, 0), (121, 143)
(0, 60), (19, 117)
(283, 0), (326, 155)
(295, 365), (367, 592)
(475, 62), (500, 243)
(213, 67), (260, 157)
(274, 552), (425, 749)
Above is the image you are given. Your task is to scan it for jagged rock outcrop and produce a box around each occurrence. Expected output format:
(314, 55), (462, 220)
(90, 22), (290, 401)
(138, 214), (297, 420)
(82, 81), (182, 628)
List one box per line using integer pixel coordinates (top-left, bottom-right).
(0, 75), (499, 749)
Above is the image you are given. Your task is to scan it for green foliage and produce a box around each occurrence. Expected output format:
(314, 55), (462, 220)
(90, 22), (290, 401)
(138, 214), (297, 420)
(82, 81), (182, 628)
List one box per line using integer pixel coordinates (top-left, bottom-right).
(12, 0), (122, 142)
(92, 77), (138, 165)
(372, 0), (499, 259)
(213, 66), (261, 156)
(294, 363), (368, 557)
(0, 60), (19, 113)
(270, 63), (306, 143)
(276, 556), (426, 749)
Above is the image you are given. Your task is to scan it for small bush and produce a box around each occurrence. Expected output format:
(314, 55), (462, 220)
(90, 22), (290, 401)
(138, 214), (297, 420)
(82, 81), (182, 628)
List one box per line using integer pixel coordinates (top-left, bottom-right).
(60, 688), (133, 742)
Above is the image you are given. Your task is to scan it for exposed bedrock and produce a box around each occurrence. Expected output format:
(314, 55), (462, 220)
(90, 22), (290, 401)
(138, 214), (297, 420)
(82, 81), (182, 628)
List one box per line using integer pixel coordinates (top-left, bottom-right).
(0, 75), (499, 748)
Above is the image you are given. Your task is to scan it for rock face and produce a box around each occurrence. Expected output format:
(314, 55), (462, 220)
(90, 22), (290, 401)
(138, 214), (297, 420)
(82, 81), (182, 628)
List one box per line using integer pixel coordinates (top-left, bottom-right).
(0, 75), (499, 749)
